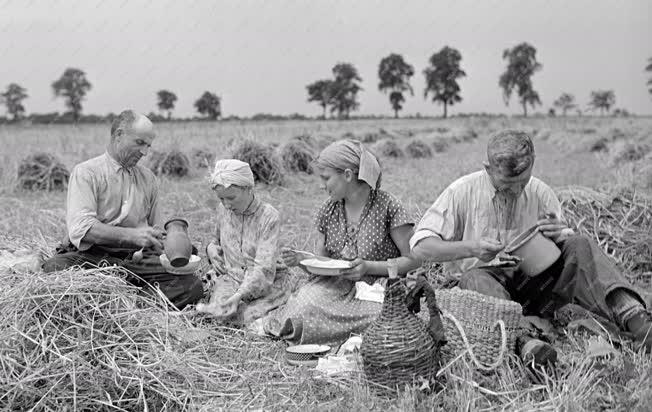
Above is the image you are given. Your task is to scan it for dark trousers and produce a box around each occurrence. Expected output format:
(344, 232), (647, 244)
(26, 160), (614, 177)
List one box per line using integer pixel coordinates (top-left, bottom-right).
(459, 235), (646, 328)
(42, 244), (204, 310)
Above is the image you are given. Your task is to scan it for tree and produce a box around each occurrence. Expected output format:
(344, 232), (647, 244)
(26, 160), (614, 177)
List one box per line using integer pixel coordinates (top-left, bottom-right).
(423, 46), (466, 118)
(553, 93), (576, 116)
(499, 42), (542, 117)
(378, 53), (414, 118)
(0, 83), (28, 121)
(194, 91), (221, 120)
(329, 63), (362, 119)
(646, 57), (652, 96)
(588, 90), (616, 116)
(51, 68), (92, 122)
(306, 79), (334, 119)
(156, 90), (178, 120)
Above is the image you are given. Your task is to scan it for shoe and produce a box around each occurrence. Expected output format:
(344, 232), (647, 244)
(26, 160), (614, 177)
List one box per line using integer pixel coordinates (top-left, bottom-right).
(626, 310), (652, 353)
(518, 337), (558, 367)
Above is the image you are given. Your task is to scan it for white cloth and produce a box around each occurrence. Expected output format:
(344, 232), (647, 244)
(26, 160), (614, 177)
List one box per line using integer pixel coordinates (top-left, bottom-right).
(209, 159), (255, 188)
(354, 281), (385, 303)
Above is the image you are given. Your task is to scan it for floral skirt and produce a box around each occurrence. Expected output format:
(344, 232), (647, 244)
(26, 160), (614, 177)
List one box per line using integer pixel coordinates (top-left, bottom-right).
(263, 276), (382, 345)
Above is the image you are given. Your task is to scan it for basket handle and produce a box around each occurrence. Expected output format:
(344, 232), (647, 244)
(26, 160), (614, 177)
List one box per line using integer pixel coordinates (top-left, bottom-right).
(405, 276), (447, 346)
(442, 310), (507, 371)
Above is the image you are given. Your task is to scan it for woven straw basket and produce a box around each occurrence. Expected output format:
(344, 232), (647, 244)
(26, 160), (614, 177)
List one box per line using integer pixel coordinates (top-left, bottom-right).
(437, 287), (523, 370)
(361, 277), (446, 391)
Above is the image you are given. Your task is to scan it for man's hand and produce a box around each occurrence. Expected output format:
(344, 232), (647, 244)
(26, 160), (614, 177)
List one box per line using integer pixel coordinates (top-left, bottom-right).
(537, 212), (569, 242)
(340, 258), (367, 281)
(473, 238), (505, 262)
(130, 226), (165, 252)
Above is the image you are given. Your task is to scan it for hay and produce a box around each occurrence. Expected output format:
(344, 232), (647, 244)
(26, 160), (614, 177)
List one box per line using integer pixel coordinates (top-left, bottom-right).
(361, 132), (381, 144)
(405, 139), (433, 158)
(456, 129), (478, 143)
(17, 153), (69, 191)
(432, 137), (449, 153)
(279, 140), (315, 174)
(231, 139), (284, 185)
(557, 186), (652, 282)
(609, 141), (651, 166)
(0, 268), (346, 410)
(373, 138), (404, 158)
(589, 137), (610, 153)
(191, 148), (216, 169)
(146, 150), (191, 177)
(291, 134), (318, 148)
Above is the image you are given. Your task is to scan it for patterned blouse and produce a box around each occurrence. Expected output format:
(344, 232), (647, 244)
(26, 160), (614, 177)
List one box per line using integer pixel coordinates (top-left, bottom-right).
(215, 196), (280, 300)
(315, 189), (413, 265)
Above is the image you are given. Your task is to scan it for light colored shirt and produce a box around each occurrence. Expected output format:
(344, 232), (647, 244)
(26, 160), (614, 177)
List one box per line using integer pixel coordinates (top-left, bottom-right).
(215, 196), (280, 300)
(410, 170), (563, 275)
(66, 152), (161, 251)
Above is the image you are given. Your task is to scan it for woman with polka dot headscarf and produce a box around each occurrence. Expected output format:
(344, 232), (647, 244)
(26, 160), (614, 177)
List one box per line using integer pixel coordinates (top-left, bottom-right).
(264, 139), (419, 345)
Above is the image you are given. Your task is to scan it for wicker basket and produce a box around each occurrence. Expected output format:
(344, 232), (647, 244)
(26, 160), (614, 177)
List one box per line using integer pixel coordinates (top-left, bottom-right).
(361, 277), (446, 391)
(437, 287), (523, 370)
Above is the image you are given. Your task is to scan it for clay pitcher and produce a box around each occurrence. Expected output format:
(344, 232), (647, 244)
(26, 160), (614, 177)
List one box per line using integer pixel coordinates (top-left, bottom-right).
(163, 218), (192, 267)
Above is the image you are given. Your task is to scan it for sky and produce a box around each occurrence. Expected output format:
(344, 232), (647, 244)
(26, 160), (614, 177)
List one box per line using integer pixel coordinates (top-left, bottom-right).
(1, 0), (651, 118)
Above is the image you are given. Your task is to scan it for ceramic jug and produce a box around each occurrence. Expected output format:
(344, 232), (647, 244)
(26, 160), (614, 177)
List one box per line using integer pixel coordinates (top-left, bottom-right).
(163, 218), (192, 267)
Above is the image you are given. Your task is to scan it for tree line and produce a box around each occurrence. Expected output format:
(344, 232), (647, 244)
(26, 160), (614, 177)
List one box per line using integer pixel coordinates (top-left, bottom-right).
(308, 43), (649, 119)
(1, 45), (651, 123)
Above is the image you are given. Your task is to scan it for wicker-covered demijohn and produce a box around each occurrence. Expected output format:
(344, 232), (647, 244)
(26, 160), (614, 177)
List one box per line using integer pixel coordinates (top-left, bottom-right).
(437, 287), (523, 370)
(361, 275), (446, 391)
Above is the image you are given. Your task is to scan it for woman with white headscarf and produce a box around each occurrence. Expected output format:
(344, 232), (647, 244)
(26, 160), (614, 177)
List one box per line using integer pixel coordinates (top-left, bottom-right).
(264, 140), (419, 344)
(196, 159), (289, 325)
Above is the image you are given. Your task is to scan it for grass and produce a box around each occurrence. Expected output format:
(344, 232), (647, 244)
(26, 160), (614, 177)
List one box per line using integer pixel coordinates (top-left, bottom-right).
(1, 116), (651, 410)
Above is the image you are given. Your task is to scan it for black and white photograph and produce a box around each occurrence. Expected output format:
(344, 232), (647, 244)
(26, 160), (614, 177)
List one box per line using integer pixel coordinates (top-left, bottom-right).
(1, 0), (651, 410)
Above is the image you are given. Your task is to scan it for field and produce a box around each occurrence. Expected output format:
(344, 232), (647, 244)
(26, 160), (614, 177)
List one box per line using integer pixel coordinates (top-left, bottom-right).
(1, 116), (651, 411)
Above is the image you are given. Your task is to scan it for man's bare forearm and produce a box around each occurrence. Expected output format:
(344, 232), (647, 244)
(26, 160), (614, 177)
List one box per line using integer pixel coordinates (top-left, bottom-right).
(83, 222), (138, 248)
(411, 237), (477, 262)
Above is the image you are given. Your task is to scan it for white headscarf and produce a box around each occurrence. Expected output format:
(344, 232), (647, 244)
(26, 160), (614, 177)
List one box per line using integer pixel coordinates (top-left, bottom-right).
(209, 159), (255, 189)
(314, 139), (382, 189)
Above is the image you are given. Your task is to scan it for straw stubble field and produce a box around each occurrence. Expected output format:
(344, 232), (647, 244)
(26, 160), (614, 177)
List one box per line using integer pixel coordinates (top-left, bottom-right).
(1, 117), (651, 411)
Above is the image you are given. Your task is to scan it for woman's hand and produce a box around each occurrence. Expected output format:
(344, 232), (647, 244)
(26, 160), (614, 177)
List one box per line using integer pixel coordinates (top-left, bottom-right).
(537, 212), (569, 242)
(340, 258), (368, 281)
(196, 292), (241, 319)
(206, 242), (226, 274)
(280, 248), (313, 267)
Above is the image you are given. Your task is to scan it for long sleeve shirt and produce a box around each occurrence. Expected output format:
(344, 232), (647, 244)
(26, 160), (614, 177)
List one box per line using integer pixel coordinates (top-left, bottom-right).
(409, 170), (563, 275)
(66, 152), (161, 251)
(214, 196), (280, 300)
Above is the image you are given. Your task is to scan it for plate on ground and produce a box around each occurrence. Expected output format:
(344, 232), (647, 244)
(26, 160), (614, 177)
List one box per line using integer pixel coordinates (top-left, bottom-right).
(300, 258), (354, 276)
(160, 254), (201, 275)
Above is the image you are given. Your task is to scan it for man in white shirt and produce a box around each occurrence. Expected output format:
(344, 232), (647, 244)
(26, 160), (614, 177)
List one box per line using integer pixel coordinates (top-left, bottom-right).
(411, 129), (651, 363)
(42, 110), (203, 309)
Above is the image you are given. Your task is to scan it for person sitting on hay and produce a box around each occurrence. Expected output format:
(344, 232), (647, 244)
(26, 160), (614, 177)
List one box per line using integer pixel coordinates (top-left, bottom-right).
(411, 129), (652, 364)
(263, 139), (420, 344)
(196, 159), (290, 325)
(41, 110), (204, 310)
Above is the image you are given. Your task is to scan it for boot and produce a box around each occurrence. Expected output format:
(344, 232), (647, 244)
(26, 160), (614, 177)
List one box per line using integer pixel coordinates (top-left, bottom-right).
(517, 336), (558, 366)
(626, 310), (652, 353)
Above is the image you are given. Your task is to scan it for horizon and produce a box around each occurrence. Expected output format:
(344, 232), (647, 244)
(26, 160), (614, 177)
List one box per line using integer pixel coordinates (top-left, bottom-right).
(1, 0), (651, 118)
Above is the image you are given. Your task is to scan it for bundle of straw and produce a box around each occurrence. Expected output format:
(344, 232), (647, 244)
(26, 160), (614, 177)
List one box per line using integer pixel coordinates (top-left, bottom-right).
(146, 149), (191, 177)
(17, 153), (69, 191)
(556, 186), (652, 282)
(280, 140), (315, 174)
(405, 139), (433, 158)
(231, 139), (285, 185)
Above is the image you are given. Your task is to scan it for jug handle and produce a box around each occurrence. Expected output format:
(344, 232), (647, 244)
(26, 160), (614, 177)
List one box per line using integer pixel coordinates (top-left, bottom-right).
(405, 276), (447, 347)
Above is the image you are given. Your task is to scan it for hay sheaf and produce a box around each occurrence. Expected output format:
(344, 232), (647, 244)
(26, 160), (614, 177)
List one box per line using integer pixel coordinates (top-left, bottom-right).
(373, 138), (404, 158)
(231, 139), (284, 185)
(405, 139), (433, 158)
(17, 153), (69, 191)
(608, 141), (651, 166)
(279, 140), (315, 174)
(432, 137), (449, 153)
(556, 186), (652, 281)
(146, 150), (191, 177)
(191, 148), (216, 169)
